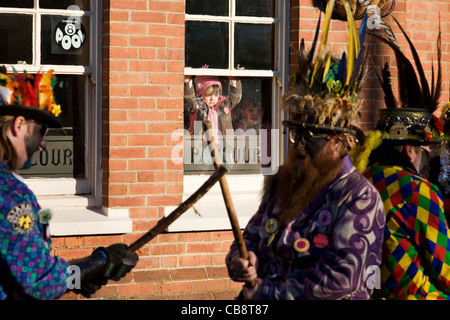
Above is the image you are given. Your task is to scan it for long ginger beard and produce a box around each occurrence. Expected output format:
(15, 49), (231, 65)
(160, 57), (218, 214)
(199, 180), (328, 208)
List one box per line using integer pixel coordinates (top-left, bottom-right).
(274, 145), (344, 225)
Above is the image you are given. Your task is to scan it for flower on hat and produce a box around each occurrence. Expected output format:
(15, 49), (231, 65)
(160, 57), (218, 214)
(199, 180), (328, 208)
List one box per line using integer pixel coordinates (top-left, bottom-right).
(0, 66), (61, 117)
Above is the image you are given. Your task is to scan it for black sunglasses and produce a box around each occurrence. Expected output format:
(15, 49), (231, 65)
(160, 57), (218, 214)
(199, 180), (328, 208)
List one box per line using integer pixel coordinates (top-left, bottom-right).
(27, 120), (49, 137)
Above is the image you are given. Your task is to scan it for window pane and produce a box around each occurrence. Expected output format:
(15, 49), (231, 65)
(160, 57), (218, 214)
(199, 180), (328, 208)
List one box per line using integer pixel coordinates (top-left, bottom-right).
(185, 21), (229, 69)
(41, 15), (90, 66)
(0, 0), (33, 8)
(39, 0), (90, 10)
(183, 77), (272, 174)
(235, 23), (274, 70)
(20, 75), (86, 178)
(0, 14), (33, 65)
(236, 0), (275, 17)
(186, 0), (228, 16)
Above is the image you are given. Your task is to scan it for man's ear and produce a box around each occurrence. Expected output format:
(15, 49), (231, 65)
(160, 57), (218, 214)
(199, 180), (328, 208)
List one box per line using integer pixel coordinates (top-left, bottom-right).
(403, 144), (415, 160)
(10, 116), (26, 137)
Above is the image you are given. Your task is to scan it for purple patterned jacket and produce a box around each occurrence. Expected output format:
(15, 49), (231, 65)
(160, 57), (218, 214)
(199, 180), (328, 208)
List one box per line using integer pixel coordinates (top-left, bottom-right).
(226, 155), (385, 299)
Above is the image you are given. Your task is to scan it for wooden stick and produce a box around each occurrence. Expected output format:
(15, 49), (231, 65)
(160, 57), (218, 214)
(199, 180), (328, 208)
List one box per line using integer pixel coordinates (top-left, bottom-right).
(127, 165), (229, 253)
(203, 120), (255, 288)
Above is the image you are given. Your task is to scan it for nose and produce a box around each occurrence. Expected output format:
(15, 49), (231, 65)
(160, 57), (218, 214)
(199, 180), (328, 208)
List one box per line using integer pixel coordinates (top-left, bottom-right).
(39, 138), (46, 151)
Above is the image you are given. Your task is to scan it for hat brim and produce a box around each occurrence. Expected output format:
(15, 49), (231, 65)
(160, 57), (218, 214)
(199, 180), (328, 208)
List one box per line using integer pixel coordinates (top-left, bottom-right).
(282, 120), (358, 136)
(0, 105), (62, 128)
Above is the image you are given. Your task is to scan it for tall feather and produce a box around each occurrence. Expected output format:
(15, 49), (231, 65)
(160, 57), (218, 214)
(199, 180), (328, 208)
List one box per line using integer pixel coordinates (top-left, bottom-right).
(344, 0), (356, 86)
(431, 19), (442, 113)
(310, 0), (335, 88)
(382, 63), (397, 108)
(337, 52), (347, 83)
(308, 10), (322, 64)
(369, 32), (423, 109)
(350, 11), (368, 89)
(392, 17), (431, 111)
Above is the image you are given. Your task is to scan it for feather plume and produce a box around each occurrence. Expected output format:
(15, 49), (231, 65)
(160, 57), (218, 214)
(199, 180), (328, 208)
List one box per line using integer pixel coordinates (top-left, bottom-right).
(431, 19), (442, 113)
(369, 31), (423, 109)
(344, 0), (357, 86)
(308, 10), (322, 64)
(382, 63), (397, 108)
(392, 17), (431, 111)
(310, 0), (335, 88)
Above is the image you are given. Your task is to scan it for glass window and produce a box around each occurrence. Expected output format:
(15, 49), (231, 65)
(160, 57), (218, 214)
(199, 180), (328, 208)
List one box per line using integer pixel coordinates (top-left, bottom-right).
(41, 15), (90, 65)
(20, 75), (86, 179)
(184, 0), (281, 175)
(39, 0), (91, 10)
(236, 0), (275, 17)
(0, 1), (33, 8)
(235, 23), (274, 70)
(185, 21), (229, 69)
(2, 1), (99, 196)
(186, 0), (228, 16)
(0, 14), (33, 65)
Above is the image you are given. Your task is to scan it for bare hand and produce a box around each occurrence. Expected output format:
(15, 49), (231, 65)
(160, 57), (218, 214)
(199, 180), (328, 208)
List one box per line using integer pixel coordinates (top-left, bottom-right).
(229, 251), (258, 283)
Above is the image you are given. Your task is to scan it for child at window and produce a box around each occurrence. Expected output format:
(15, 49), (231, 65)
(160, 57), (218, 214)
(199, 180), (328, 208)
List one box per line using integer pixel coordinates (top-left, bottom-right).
(233, 98), (263, 132)
(184, 75), (242, 139)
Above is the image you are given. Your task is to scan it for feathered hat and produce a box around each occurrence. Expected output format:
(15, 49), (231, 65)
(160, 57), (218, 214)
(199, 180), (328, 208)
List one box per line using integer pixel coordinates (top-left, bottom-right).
(0, 66), (62, 128)
(282, 0), (368, 143)
(370, 17), (445, 145)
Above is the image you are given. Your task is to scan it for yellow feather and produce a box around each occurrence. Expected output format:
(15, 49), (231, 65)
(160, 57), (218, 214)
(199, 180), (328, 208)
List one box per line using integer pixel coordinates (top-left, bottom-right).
(344, 0), (355, 86)
(323, 54), (331, 82)
(310, 0), (336, 88)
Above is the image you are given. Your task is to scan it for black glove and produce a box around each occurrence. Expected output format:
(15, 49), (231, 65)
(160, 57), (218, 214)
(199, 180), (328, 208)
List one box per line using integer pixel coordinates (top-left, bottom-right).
(102, 243), (139, 281)
(70, 243), (138, 298)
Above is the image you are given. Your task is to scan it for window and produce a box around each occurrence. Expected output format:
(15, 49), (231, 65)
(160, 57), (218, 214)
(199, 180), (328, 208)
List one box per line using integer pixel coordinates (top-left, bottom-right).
(169, 0), (288, 232)
(0, 1), (125, 236)
(183, 0), (286, 176)
(0, 1), (101, 199)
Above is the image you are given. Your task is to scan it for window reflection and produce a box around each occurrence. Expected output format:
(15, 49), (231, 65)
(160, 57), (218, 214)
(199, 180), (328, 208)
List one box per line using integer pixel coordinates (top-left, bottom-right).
(186, 0), (228, 16)
(39, 0), (90, 10)
(235, 23), (274, 70)
(185, 21), (229, 69)
(0, 14), (33, 65)
(236, 0), (275, 17)
(0, 1), (33, 8)
(19, 75), (86, 178)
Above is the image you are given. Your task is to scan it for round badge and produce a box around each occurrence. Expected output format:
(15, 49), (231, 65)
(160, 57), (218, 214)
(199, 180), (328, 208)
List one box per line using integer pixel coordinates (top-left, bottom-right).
(313, 234), (329, 249)
(294, 238), (310, 253)
(265, 218), (278, 234)
(318, 210), (332, 226)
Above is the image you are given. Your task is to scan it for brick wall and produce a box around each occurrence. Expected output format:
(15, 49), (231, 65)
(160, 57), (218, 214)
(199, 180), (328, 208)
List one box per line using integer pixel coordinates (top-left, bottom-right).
(52, 0), (450, 300)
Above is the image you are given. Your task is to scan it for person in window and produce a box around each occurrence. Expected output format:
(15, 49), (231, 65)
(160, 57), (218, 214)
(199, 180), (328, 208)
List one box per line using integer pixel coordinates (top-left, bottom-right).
(226, 6), (385, 300)
(233, 98), (263, 132)
(184, 71), (242, 139)
(352, 20), (450, 299)
(0, 68), (138, 300)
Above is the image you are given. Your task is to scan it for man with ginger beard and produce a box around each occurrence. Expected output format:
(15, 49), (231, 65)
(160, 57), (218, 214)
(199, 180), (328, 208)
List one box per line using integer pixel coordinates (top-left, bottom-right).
(226, 121), (385, 300)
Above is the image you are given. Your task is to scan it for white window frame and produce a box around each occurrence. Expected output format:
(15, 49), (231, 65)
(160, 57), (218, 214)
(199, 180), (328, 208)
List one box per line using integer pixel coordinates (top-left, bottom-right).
(166, 0), (289, 232)
(1, 1), (131, 235)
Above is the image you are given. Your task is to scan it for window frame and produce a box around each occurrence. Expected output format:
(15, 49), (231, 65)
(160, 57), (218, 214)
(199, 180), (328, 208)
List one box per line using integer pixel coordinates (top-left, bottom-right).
(0, 2), (102, 203)
(171, 0), (289, 232)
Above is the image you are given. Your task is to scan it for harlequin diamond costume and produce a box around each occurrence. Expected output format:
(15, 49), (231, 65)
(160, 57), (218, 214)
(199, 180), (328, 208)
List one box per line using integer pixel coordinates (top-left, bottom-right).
(0, 67), (138, 299)
(226, 0), (385, 300)
(351, 18), (450, 299)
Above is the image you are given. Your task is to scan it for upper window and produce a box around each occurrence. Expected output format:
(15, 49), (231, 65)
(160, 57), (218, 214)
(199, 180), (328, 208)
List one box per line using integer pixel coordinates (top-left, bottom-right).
(0, 1), (100, 198)
(184, 0), (284, 176)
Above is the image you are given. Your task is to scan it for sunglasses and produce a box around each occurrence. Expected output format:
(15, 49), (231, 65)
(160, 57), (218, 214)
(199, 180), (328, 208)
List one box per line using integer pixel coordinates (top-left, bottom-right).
(27, 120), (49, 137)
(287, 128), (331, 146)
